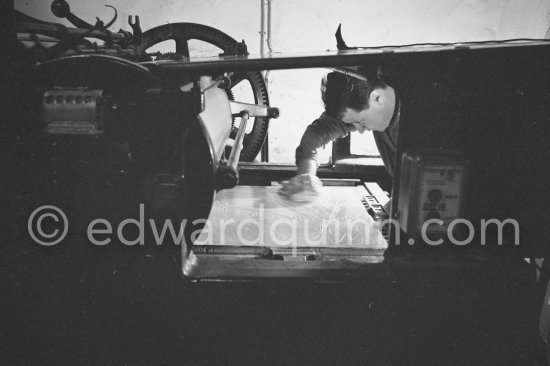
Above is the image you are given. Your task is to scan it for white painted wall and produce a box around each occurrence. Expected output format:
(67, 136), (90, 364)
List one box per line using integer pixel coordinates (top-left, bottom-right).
(16, 0), (550, 162)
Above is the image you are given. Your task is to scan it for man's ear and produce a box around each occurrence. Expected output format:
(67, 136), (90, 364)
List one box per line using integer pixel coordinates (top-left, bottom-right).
(370, 90), (382, 105)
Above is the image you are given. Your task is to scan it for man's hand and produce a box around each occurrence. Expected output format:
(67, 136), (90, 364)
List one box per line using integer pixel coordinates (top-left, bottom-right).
(278, 173), (323, 202)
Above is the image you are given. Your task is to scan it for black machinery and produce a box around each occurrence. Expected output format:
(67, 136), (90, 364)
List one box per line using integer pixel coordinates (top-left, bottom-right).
(8, 2), (550, 364)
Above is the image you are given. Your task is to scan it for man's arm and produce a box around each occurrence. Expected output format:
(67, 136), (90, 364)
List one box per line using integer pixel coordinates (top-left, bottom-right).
(278, 113), (353, 200)
(296, 158), (318, 175)
(294, 112), (353, 174)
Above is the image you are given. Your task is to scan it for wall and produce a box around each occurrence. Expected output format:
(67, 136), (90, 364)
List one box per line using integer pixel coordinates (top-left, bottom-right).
(15, 0), (550, 162)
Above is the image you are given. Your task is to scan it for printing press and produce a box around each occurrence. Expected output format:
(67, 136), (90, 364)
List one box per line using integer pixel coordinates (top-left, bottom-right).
(7, 1), (550, 363)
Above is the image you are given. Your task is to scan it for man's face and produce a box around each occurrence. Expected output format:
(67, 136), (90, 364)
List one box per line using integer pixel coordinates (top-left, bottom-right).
(341, 107), (386, 133)
(341, 86), (395, 133)
(342, 108), (369, 133)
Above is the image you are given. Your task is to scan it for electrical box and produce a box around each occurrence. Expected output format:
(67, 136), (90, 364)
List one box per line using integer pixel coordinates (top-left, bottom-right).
(397, 149), (467, 238)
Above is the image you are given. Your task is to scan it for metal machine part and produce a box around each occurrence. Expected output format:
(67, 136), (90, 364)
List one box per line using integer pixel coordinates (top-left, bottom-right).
(229, 101), (279, 119)
(397, 149), (467, 238)
(42, 88), (105, 135)
(215, 111), (250, 190)
(15, 2), (142, 61)
(227, 112), (249, 172)
(18, 1), (273, 160)
(193, 74), (279, 190)
(184, 183), (389, 281)
(138, 22), (271, 161)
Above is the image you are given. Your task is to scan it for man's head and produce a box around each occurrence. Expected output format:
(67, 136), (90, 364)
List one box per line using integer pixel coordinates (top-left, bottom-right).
(321, 70), (396, 132)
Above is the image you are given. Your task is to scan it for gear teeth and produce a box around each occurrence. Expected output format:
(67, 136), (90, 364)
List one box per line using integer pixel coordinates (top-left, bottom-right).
(140, 23), (270, 162)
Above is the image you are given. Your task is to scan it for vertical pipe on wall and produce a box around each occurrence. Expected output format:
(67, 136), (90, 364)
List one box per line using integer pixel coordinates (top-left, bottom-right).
(260, 0), (266, 56)
(267, 0), (273, 53)
(264, 0), (273, 81)
(260, 0), (273, 162)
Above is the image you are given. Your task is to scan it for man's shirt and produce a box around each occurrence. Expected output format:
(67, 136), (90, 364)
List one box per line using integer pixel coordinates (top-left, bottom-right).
(295, 98), (401, 176)
(373, 97), (400, 176)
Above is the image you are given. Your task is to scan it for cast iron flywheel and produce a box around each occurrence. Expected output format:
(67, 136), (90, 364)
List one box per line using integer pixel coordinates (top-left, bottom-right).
(138, 23), (270, 162)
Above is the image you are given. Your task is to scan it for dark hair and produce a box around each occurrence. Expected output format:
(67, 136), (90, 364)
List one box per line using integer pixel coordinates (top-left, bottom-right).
(321, 67), (386, 119)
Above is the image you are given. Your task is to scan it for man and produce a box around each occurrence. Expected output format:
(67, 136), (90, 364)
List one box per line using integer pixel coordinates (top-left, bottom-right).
(279, 68), (400, 201)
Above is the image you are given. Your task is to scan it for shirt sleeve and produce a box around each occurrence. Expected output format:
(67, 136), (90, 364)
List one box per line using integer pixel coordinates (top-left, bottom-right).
(295, 112), (354, 164)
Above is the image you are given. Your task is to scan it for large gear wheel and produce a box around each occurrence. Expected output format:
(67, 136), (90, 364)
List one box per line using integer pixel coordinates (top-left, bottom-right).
(138, 23), (270, 161)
